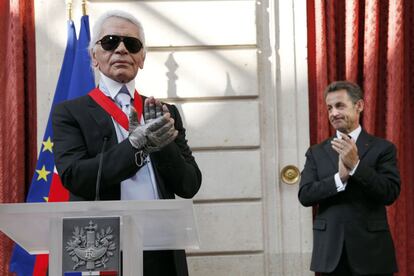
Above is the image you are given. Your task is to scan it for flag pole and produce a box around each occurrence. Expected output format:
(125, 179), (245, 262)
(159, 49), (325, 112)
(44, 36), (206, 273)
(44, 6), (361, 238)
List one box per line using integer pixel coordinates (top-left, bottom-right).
(66, 0), (73, 21)
(82, 0), (87, 16)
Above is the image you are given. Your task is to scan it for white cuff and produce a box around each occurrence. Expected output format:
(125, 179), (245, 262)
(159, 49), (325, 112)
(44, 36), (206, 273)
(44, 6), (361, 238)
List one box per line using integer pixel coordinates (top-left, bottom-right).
(334, 172), (347, 192)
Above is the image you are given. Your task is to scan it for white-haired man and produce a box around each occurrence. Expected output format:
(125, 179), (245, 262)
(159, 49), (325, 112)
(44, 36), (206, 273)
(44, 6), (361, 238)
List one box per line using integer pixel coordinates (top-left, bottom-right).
(52, 10), (202, 276)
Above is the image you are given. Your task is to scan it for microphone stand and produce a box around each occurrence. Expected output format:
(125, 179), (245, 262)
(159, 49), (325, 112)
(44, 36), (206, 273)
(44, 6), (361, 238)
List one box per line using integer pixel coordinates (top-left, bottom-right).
(95, 136), (108, 201)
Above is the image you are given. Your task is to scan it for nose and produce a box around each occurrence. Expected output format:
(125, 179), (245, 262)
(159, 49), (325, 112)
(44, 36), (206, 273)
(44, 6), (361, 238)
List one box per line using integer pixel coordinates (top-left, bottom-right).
(330, 108), (340, 117)
(114, 41), (128, 54)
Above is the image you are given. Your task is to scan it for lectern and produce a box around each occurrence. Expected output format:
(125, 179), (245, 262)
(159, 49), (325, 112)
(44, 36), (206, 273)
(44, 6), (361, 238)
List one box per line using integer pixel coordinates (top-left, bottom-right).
(0, 199), (199, 276)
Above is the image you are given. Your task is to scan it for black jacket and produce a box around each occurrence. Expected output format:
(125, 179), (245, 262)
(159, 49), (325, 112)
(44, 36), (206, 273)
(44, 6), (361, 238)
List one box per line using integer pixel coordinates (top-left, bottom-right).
(52, 93), (202, 276)
(298, 130), (400, 274)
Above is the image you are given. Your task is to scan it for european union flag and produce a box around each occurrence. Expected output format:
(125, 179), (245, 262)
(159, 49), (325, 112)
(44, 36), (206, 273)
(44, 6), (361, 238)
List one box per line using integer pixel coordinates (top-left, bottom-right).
(67, 15), (95, 100)
(9, 15), (95, 276)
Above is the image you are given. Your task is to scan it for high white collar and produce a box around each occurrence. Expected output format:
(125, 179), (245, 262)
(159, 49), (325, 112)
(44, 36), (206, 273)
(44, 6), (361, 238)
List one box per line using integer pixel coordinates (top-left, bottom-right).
(98, 71), (135, 99)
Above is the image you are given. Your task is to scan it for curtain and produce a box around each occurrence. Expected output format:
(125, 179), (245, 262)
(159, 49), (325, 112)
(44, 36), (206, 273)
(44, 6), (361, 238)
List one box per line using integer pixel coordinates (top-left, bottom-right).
(307, 0), (414, 275)
(0, 0), (37, 274)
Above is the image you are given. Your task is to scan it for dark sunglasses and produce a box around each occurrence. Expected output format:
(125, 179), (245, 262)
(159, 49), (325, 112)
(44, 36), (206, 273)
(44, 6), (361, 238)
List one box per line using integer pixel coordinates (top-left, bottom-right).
(96, 35), (143, 53)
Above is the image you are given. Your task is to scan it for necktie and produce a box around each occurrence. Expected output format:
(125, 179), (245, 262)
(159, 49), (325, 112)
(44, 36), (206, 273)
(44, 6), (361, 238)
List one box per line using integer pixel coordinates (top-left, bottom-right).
(115, 85), (131, 117)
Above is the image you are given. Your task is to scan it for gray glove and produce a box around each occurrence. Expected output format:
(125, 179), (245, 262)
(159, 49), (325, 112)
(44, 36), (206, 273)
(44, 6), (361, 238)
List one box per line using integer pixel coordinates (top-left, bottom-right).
(128, 106), (177, 153)
(144, 96), (163, 122)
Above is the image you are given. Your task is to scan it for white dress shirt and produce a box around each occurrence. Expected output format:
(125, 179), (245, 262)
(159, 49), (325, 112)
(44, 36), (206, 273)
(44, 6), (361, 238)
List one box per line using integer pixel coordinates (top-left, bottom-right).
(98, 72), (159, 200)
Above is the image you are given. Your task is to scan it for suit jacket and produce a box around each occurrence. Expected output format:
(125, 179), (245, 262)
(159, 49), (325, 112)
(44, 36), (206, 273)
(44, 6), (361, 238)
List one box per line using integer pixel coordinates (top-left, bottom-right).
(52, 93), (202, 276)
(298, 130), (400, 274)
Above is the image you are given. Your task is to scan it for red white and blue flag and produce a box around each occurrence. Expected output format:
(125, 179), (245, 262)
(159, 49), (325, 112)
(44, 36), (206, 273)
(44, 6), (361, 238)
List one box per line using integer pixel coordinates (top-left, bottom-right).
(9, 15), (95, 276)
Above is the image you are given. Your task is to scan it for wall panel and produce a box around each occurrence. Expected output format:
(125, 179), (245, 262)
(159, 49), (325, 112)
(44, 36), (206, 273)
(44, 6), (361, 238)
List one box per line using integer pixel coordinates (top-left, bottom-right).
(193, 150), (262, 200)
(89, 0), (256, 47)
(176, 101), (260, 148)
(190, 203), (264, 253)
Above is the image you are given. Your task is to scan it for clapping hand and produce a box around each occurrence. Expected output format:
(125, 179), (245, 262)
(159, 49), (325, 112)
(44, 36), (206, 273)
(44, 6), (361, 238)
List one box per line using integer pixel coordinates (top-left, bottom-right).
(331, 134), (359, 181)
(144, 96), (163, 122)
(128, 97), (178, 153)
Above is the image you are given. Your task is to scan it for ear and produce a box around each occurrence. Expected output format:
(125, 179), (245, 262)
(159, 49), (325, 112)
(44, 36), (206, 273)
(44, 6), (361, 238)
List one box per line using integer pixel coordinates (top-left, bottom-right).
(90, 49), (99, 67)
(356, 99), (364, 113)
(138, 51), (146, 69)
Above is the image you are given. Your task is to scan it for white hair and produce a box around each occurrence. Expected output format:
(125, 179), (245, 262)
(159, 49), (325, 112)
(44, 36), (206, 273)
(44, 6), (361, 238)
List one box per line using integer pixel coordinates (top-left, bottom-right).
(89, 10), (146, 54)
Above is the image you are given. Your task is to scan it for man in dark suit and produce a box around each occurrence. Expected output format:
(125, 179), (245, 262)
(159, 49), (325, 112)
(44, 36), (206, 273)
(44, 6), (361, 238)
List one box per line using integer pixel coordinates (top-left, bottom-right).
(298, 81), (400, 276)
(52, 10), (201, 276)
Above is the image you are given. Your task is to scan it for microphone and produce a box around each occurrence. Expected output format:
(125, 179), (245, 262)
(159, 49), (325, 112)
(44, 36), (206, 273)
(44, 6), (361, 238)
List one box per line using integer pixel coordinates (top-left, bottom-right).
(95, 135), (110, 201)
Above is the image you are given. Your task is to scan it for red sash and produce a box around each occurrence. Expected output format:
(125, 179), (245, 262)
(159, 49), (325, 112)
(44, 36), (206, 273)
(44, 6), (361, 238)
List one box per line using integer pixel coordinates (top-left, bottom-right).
(88, 87), (143, 131)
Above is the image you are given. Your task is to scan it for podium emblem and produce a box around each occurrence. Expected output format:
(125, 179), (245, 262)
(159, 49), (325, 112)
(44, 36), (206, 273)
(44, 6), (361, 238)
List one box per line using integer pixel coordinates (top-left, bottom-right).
(63, 217), (120, 274)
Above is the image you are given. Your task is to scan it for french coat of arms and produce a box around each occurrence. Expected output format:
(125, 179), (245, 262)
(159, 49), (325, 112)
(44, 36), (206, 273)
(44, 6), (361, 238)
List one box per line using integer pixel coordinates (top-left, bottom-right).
(65, 220), (117, 270)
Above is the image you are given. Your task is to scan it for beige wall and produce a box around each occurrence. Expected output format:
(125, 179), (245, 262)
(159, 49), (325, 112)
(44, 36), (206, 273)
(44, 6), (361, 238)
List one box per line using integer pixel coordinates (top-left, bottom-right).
(35, 0), (312, 275)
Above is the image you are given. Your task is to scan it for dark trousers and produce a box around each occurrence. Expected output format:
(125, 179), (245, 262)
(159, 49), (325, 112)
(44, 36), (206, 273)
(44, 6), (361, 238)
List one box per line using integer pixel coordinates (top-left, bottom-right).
(143, 251), (177, 275)
(121, 250), (180, 276)
(321, 248), (393, 276)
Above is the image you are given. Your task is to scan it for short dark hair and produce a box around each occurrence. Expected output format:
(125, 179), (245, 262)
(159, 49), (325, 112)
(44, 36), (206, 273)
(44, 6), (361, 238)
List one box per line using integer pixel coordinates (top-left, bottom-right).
(324, 81), (363, 103)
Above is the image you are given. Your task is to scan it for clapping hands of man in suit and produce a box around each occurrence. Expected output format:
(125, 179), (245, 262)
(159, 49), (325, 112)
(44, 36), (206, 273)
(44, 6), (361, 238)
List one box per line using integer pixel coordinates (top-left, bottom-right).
(331, 134), (359, 182)
(128, 96), (178, 154)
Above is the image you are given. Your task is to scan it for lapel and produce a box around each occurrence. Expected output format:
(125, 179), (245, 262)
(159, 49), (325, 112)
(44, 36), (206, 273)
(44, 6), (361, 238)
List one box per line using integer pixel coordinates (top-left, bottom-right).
(86, 95), (118, 146)
(322, 129), (374, 170)
(355, 129), (374, 160)
(323, 136), (339, 171)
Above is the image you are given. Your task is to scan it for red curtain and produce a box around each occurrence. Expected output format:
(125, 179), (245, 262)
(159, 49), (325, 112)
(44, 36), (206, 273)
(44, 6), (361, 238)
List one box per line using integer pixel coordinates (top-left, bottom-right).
(0, 0), (37, 274)
(307, 0), (414, 275)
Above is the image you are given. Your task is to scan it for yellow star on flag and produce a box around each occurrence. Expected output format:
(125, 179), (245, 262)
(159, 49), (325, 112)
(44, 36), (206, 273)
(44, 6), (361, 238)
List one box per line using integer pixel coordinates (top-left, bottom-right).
(42, 137), (54, 153)
(43, 197), (49, 202)
(36, 165), (51, 182)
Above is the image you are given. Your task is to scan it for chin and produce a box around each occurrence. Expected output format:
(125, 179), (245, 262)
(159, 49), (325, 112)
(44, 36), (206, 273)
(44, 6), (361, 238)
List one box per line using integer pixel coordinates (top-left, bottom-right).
(331, 124), (346, 133)
(337, 127), (350, 133)
(114, 74), (135, 83)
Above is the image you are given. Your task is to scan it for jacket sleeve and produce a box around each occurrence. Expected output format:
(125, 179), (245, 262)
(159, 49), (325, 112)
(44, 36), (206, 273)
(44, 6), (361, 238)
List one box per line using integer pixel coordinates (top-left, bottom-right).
(351, 143), (400, 205)
(298, 147), (339, 207)
(151, 104), (202, 198)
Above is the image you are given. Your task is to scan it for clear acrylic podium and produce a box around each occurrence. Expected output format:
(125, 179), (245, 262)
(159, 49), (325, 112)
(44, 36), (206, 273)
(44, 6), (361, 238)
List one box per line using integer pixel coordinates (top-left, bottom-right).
(0, 199), (200, 276)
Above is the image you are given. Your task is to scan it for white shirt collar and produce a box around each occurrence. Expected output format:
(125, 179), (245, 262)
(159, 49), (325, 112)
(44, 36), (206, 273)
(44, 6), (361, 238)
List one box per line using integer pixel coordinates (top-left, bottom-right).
(98, 71), (135, 99)
(336, 125), (362, 141)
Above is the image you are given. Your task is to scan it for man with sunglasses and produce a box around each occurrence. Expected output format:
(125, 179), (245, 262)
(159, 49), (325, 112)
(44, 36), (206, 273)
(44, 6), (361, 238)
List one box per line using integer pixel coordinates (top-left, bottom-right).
(52, 10), (202, 276)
